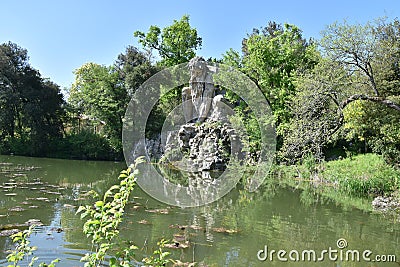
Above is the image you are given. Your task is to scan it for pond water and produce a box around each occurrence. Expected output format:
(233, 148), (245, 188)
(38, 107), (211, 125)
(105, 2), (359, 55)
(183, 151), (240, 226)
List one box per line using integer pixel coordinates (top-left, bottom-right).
(0, 155), (398, 266)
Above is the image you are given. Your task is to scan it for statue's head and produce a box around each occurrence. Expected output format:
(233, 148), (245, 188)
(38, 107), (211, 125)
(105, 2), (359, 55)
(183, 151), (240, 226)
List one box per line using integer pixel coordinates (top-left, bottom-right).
(188, 56), (207, 79)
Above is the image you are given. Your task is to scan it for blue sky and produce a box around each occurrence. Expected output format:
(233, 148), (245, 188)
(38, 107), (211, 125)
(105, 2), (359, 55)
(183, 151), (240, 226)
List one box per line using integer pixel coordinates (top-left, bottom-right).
(1, 0), (399, 89)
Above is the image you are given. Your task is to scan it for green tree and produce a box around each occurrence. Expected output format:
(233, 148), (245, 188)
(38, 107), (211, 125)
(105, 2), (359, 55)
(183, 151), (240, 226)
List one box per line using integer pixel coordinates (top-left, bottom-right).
(0, 42), (64, 155)
(343, 100), (400, 163)
(114, 45), (158, 97)
(222, 22), (318, 156)
(134, 15), (202, 66)
(0, 42), (30, 139)
(134, 15), (203, 138)
(281, 18), (400, 163)
(69, 63), (126, 149)
(335, 19), (400, 163)
(222, 48), (242, 69)
(280, 59), (347, 162)
(242, 22), (318, 133)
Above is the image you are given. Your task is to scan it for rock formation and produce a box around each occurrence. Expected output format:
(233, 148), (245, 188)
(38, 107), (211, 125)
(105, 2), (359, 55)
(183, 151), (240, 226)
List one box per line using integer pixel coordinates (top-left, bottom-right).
(161, 57), (237, 171)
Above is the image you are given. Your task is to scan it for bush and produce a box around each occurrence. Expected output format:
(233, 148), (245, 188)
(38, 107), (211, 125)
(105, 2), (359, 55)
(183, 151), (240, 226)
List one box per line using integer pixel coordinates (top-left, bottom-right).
(62, 131), (121, 160)
(0, 135), (38, 156)
(0, 131), (123, 161)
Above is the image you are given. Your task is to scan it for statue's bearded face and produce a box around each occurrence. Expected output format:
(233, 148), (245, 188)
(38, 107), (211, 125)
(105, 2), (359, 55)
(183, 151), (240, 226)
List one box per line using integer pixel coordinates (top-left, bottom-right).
(190, 61), (207, 79)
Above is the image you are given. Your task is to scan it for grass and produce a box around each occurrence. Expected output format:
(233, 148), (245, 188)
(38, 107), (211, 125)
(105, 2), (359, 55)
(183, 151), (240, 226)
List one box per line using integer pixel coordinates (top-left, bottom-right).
(267, 153), (400, 212)
(322, 154), (400, 198)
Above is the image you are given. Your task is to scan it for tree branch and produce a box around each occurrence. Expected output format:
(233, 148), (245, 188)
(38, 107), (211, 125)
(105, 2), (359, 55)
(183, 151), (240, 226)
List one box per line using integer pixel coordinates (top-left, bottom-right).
(343, 51), (379, 96)
(366, 62), (379, 96)
(341, 94), (400, 112)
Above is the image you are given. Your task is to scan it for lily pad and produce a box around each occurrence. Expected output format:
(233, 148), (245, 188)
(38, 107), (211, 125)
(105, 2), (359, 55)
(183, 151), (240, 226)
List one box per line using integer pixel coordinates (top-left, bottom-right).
(35, 197), (49, 201)
(212, 227), (239, 234)
(0, 229), (19, 236)
(3, 186), (14, 189)
(165, 241), (190, 249)
(145, 208), (169, 214)
(46, 191), (62, 195)
(50, 227), (63, 233)
(26, 182), (43, 186)
(131, 205), (141, 210)
(189, 225), (203, 231)
(8, 206), (25, 212)
(172, 260), (196, 267)
(173, 233), (186, 242)
(169, 224), (188, 230)
(25, 219), (43, 226)
(138, 219), (151, 225)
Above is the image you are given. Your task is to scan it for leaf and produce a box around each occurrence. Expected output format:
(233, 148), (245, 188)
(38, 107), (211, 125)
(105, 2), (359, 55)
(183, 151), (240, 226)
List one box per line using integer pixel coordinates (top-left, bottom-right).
(161, 252), (170, 257)
(76, 205), (86, 214)
(119, 173), (128, 179)
(104, 185), (120, 197)
(109, 257), (117, 266)
(94, 201), (104, 208)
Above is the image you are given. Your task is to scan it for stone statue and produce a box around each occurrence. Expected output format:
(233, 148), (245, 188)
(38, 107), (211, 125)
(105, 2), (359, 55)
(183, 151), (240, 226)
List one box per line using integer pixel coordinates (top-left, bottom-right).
(162, 57), (237, 171)
(182, 57), (215, 122)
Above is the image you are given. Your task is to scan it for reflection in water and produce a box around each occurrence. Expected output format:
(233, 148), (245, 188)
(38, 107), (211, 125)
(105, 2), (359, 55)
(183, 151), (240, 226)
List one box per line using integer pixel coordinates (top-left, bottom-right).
(158, 163), (227, 209)
(136, 161), (242, 207)
(0, 155), (398, 266)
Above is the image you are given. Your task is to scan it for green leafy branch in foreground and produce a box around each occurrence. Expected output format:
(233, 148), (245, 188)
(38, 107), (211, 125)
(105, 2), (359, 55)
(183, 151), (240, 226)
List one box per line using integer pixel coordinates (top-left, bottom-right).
(6, 225), (59, 267)
(76, 157), (145, 267)
(142, 239), (170, 267)
(76, 156), (172, 267)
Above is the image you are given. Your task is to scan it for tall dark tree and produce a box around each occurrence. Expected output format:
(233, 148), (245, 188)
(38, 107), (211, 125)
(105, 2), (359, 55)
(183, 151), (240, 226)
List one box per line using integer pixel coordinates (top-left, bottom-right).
(114, 45), (158, 97)
(0, 42), (29, 139)
(0, 42), (64, 155)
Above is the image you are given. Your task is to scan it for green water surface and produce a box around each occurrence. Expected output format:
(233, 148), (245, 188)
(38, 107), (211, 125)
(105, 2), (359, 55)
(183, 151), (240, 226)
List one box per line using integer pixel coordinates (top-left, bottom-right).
(0, 155), (398, 266)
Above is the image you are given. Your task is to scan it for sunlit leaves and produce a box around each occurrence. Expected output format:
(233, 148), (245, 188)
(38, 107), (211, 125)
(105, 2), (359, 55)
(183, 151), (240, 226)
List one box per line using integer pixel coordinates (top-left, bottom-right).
(134, 15), (202, 66)
(69, 62), (126, 147)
